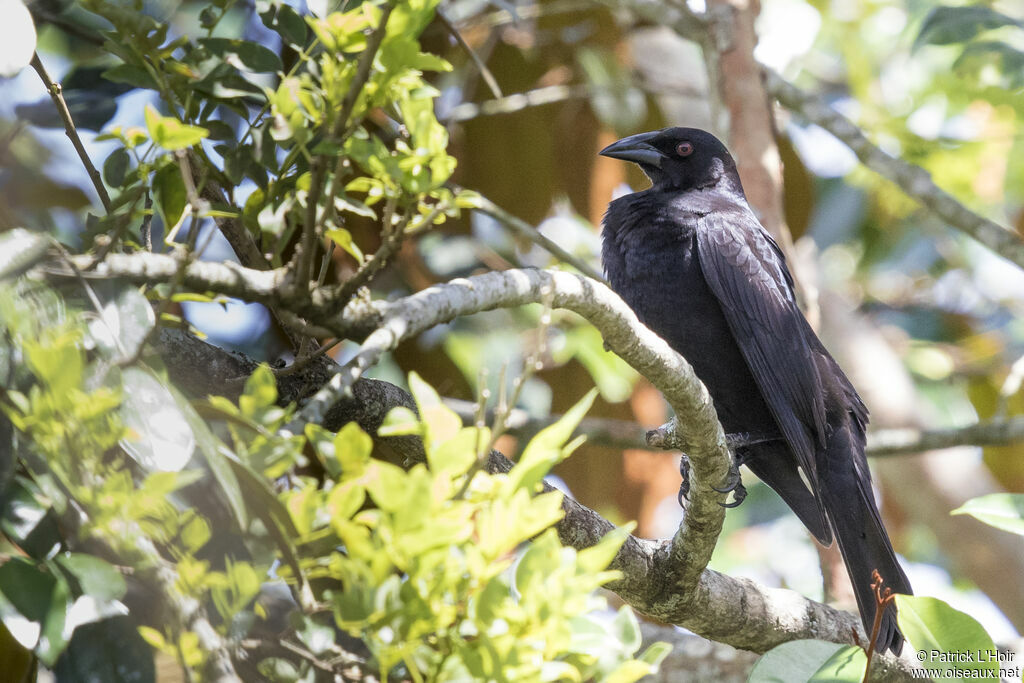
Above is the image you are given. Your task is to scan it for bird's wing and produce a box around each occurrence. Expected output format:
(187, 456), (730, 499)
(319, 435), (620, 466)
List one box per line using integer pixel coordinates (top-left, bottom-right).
(695, 210), (827, 480)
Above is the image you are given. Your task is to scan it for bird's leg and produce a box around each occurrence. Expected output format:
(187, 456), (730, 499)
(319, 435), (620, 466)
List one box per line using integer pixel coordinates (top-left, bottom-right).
(725, 431), (778, 450)
(677, 454), (691, 507)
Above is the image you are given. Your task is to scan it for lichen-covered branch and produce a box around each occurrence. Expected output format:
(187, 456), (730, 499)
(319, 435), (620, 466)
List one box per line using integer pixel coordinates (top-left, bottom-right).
(155, 327), (916, 680)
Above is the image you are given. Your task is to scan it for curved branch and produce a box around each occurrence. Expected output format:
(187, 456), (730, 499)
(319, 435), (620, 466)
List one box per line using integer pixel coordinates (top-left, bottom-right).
(156, 324), (917, 680)
(765, 70), (1024, 270)
(300, 268), (731, 590)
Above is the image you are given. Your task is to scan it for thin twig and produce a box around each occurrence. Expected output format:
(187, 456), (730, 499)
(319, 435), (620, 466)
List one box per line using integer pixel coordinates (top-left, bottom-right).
(299, 3), (396, 287)
(437, 7), (502, 99)
(462, 187), (606, 282)
(765, 69), (1024, 271)
(30, 53), (112, 214)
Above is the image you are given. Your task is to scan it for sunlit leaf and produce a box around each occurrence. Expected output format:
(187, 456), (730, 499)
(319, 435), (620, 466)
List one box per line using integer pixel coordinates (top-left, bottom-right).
(896, 595), (998, 682)
(951, 493), (1024, 536)
(144, 105), (208, 151)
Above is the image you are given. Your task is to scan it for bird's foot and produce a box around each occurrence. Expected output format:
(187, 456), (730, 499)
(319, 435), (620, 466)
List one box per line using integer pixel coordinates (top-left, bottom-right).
(711, 450), (748, 508)
(677, 455), (691, 507)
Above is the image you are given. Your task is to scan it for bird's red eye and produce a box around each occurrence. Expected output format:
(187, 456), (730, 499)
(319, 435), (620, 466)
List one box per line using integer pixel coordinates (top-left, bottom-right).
(676, 142), (694, 157)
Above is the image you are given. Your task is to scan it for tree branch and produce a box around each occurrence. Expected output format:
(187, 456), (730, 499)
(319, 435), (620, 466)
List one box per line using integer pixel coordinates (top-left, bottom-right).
(30, 53), (112, 215)
(444, 397), (1024, 457)
(155, 327), (917, 680)
(765, 70), (1024, 270)
(462, 188), (606, 282)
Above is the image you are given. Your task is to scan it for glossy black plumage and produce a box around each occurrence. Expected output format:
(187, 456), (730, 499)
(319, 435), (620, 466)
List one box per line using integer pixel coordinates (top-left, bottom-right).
(600, 127), (912, 653)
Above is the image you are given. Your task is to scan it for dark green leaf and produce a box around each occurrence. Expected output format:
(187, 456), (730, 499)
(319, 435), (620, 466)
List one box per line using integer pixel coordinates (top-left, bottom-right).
(167, 384), (248, 531)
(953, 41), (1024, 88)
(103, 148), (130, 187)
(200, 38), (283, 73)
(53, 616), (155, 683)
(203, 120), (236, 141)
(152, 163), (187, 232)
(0, 478), (62, 561)
(101, 64), (159, 91)
(262, 4), (308, 47)
(0, 558), (56, 623)
(915, 6), (1021, 48)
(55, 554), (126, 602)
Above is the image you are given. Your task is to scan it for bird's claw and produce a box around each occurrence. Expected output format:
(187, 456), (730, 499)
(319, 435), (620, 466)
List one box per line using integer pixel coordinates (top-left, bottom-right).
(677, 455), (691, 507)
(712, 453), (748, 508)
(718, 481), (747, 508)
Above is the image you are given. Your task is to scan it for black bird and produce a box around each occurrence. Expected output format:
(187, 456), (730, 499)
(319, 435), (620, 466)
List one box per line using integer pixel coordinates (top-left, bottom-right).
(599, 127), (912, 654)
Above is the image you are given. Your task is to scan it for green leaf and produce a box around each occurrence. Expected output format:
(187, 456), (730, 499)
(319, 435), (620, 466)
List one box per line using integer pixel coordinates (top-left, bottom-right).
(325, 227), (364, 262)
(0, 0), (36, 78)
(363, 460), (408, 511)
(335, 422), (373, 479)
(199, 38), (283, 73)
(0, 228), (50, 281)
(54, 554), (126, 603)
(378, 406), (421, 437)
(749, 639), (863, 683)
(0, 557), (69, 665)
(896, 595), (998, 682)
(577, 522), (633, 574)
(953, 41), (1024, 89)
(101, 64), (159, 90)
(408, 371), (463, 452)
(152, 163), (188, 233)
(509, 388), (598, 491)
(102, 148), (130, 187)
(915, 6), (1021, 48)
(951, 493), (1024, 536)
(144, 104), (208, 151)
(810, 645), (867, 682)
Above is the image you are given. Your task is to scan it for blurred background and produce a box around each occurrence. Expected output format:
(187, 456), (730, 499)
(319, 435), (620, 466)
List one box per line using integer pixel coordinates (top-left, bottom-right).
(6, 0), (1024, 653)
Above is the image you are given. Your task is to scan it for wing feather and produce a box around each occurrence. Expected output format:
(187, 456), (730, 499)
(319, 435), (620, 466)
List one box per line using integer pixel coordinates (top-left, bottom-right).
(696, 210), (827, 480)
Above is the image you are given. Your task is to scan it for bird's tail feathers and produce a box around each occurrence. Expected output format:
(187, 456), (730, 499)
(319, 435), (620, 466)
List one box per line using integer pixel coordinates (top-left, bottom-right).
(820, 425), (912, 655)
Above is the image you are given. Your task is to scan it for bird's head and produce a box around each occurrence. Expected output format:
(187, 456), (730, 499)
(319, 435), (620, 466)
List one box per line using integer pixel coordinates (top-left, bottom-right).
(599, 127), (743, 194)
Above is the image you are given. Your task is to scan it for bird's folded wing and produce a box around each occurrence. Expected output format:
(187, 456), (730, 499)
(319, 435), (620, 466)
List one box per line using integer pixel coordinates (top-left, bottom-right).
(696, 211), (828, 481)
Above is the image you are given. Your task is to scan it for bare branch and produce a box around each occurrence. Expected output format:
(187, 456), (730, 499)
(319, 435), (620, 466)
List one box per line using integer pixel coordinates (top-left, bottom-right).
(437, 7), (502, 99)
(30, 53), (112, 215)
(867, 417), (1024, 457)
(765, 70), (1024, 270)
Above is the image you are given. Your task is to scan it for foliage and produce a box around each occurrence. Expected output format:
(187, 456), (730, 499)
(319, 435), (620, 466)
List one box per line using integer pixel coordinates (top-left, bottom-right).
(0, 278), (666, 680)
(5, 0), (1024, 677)
(751, 593), (1000, 683)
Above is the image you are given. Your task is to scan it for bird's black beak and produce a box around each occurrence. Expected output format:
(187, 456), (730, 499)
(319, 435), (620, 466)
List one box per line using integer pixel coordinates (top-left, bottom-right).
(599, 131), (664, 168)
